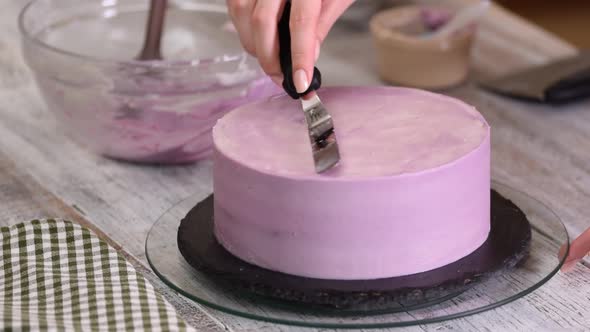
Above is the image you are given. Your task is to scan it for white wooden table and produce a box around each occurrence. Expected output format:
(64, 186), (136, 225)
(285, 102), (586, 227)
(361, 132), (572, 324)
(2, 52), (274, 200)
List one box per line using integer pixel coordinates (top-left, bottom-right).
(1, 1), (589, 331)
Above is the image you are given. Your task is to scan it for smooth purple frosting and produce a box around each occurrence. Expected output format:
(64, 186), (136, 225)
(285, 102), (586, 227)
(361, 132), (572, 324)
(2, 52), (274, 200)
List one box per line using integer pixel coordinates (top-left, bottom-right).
(213, 87), (491, 280)
(215, 87), (488, 177)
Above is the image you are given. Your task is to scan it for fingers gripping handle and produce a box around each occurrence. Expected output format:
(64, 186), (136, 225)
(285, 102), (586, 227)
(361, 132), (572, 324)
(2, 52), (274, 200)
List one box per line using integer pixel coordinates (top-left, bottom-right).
(278, 1), (322, 99)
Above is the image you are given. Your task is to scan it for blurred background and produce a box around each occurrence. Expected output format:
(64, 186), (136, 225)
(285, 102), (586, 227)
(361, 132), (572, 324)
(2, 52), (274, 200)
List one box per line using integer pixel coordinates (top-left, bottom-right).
(497, 0), (589, 48)
(15, 0), (588, 164)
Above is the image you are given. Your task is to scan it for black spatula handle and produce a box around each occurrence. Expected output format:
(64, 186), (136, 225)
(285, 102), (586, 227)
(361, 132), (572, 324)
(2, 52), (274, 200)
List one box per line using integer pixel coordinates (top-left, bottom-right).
(278, 0), (322, 99)
(545, 67), (590, 103)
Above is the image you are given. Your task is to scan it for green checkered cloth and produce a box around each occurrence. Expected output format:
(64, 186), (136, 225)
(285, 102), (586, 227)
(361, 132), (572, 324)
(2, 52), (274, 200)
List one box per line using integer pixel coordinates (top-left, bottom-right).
(0, 219), (194, 331)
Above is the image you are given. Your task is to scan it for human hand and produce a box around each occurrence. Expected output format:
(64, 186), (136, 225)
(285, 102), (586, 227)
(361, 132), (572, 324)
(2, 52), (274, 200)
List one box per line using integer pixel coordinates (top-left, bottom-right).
(560, 227), (590, 272)
(227, 0), (355, 93)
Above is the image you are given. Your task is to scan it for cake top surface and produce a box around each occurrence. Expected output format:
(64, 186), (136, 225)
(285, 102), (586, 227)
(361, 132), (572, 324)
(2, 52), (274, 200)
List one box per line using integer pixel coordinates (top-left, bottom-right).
(213, 87), (489, 178)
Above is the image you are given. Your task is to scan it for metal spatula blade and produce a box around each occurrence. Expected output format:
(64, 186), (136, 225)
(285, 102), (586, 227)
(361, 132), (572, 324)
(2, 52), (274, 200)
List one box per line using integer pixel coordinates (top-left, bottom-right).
(278, 1), (340, 173)
(301, 93), (340, 173)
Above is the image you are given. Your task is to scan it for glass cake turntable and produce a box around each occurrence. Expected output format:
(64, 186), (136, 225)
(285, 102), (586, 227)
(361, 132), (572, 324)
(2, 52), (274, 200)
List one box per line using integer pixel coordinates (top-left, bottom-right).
(146, 181), (568, 328)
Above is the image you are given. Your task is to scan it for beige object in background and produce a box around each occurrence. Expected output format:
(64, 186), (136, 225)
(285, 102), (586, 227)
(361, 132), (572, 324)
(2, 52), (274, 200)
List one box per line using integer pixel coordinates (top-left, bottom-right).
(370, 5), (476, 90)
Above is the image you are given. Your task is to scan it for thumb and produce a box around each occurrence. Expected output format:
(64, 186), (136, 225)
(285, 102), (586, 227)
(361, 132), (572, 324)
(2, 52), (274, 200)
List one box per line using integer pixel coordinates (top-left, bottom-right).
(561, 227), (590, 272)
(289, 0), (321, 94)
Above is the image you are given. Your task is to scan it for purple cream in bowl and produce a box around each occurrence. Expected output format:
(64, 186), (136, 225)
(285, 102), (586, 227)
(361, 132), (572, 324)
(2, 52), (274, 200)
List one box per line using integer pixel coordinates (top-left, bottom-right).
(19, 0), (281, 164)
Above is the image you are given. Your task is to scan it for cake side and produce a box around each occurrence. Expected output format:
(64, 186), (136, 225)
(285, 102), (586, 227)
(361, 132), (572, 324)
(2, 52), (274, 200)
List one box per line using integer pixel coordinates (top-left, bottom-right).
(212, 86), (490, 280)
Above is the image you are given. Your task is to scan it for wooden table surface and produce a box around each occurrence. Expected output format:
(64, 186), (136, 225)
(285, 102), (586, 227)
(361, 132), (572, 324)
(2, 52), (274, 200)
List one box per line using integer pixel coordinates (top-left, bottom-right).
(1, 1), (589, 331)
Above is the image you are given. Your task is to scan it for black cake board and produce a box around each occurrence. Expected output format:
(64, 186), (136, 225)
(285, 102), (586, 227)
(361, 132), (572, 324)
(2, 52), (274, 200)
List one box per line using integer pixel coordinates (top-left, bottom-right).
(177, 190), (531, 312)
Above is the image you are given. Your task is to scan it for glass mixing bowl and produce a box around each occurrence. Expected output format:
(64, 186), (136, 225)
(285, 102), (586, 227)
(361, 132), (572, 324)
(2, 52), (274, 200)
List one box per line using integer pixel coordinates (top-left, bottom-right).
(19, 0), (280, 164)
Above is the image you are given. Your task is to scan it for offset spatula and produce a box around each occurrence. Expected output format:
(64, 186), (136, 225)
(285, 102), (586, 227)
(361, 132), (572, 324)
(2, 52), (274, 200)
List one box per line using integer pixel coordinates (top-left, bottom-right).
(278, 1), (340, 173)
